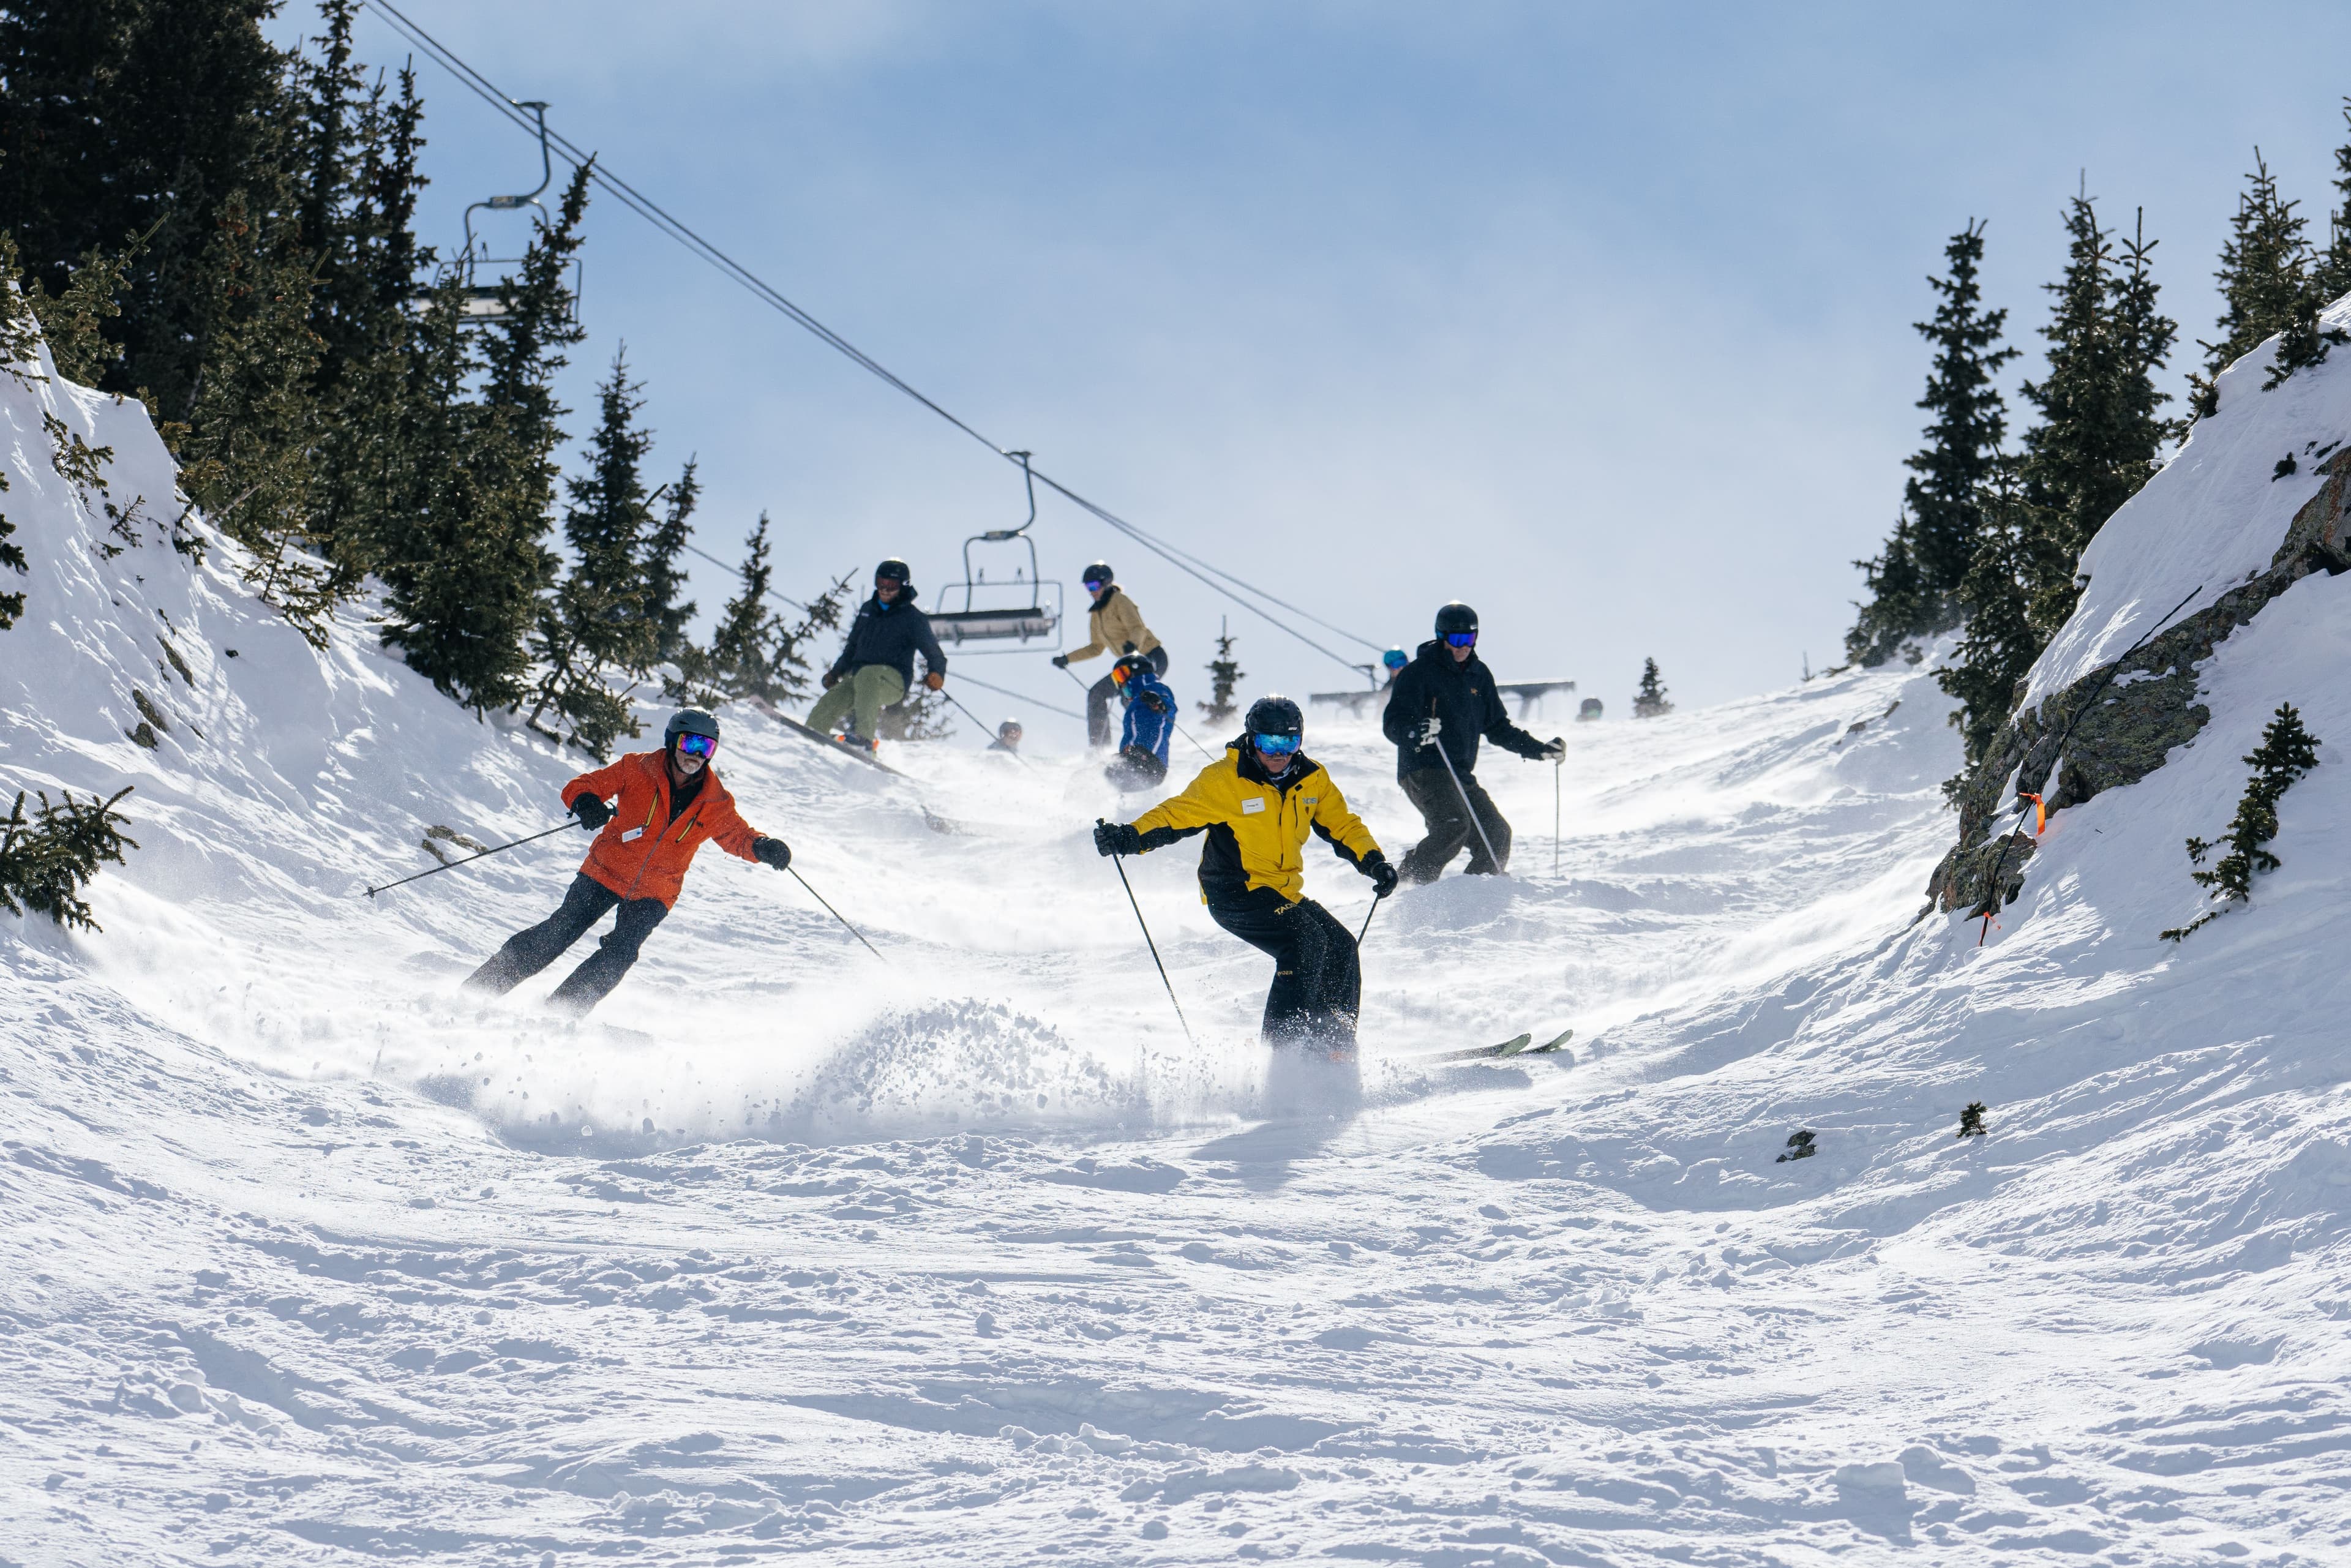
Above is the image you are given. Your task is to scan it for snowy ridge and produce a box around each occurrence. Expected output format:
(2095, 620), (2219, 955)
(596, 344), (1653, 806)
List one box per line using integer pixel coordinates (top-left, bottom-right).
(7, 327), (2351, 1562)
(2030, 291), (2351, 703)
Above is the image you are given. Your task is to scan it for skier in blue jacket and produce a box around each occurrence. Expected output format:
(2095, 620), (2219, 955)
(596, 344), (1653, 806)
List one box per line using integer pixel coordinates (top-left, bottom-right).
(1104, 654), (1178, 792)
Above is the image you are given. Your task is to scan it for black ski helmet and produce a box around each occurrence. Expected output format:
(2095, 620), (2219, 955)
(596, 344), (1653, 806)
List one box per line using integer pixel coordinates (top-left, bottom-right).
(1434, 601), (1479, 637)
(1111, 652), (1152, 686)
(875, 558), (911, 587)
(665, 708), (721, 749)
(1243, 694), (1303, 738)
(1082, 561), (1114, 589)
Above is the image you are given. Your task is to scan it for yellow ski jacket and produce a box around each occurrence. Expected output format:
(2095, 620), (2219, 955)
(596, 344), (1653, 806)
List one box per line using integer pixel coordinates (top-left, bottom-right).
(1130, 745), (1382, 904)
(1068, 585), (1163, 664)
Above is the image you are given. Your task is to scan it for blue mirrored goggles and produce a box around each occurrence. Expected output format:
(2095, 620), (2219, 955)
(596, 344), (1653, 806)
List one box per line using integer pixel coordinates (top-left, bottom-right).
(1444, 631), (1478, 648)
(674, 732), (718, 759)
(1251, 732), (1302, 757)
(1382, 650), (1408, 670)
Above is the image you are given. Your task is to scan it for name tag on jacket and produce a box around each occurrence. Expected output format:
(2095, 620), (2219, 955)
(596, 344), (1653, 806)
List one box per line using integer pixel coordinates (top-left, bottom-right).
(621, 826), (645, 842)
(1241, 798), (1265, 815)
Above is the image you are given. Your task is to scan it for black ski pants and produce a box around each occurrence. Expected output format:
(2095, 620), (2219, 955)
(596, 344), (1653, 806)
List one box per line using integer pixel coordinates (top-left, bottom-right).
(1086, 644), (1171, 747)
(1207, 885), (1360, 1051)
(1397, 765), (1512, 882)
(463, 873), (670, 1016)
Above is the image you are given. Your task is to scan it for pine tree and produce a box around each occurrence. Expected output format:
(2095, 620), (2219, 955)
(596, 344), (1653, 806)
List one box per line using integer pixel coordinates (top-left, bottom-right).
(1935, 460), (2038, 770)
(527, 350), (662, 755)
(13, 232), (144, 387)
(0, 786), (138, 932)
(2317, 100), (2351, 301)
(2161, 703), (2321, 940)
(176, 183), (343, 642)
(1199, 617), (1244, 722)
(2190, 151), (2318, 416)
(2017, 193), (2177, 639)
(0, 0), (291, 419)
(678, 514), (849, 705)
(1845, 515), (1931, 668)
(293, 11), (432, 577)
(643, 458), (700, 666)
(378, 167), (590, 712)
(1847, 222), (2015, 664)
(1632, 658), (1672, 718)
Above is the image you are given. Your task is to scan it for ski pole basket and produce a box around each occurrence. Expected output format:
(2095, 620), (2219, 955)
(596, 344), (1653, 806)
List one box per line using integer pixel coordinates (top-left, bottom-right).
(928, 452), (1065, 654)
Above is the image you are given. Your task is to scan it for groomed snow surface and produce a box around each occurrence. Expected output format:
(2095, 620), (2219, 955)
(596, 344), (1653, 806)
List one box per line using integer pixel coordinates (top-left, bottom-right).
(8, 334), (2351, 1567)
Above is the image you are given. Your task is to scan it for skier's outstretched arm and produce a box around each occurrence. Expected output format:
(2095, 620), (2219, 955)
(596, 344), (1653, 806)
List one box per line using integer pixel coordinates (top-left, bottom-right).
(561, 757), (631, 816)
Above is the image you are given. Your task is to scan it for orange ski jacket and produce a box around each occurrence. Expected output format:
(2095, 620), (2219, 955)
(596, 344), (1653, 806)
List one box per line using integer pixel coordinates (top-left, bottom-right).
(561, 750), (762, 909)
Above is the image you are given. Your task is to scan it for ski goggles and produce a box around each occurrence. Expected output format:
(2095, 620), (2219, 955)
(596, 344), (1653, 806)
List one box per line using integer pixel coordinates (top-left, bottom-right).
(1382, 650), (1408, 671)
(1251, 732), (1302, 757)
(1444, 631), (1478, 648)
(1110, 664), (1134, 686)
(674, 733), (718, 759)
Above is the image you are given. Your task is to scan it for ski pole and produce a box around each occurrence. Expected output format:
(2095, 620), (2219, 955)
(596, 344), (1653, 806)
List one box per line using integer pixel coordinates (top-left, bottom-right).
(1355, 890), (1384, 947)
(363, 822), (574, 898)
(1427, 702), (1504, 874)
(1099, 819), (1195, 1048)
(1553, 756), (1562, 879)
(789, 866), (885, 959)
(1973, 582), (2202, 946)
(939, 685), (1035, 770)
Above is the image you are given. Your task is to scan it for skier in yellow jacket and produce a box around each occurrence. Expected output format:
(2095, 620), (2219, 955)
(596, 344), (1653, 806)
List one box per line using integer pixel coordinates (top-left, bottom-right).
(1095, 696), (1398, 1052)
(1053, 561), (1168, 748)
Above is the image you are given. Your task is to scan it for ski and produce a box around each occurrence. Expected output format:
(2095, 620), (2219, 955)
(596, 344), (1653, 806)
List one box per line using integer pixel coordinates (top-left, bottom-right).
(757, 701), (909, 778)
(1417, 1028), (1573, 1063)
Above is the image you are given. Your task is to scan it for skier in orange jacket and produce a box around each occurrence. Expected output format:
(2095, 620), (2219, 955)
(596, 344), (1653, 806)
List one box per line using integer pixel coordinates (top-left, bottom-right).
(463, 708), (790, 1015)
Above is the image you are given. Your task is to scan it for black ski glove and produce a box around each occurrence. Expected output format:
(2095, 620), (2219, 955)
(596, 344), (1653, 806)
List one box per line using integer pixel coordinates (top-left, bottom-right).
(752, 836), (792, 871)
(1051, 654), (1071, 669)
(1094, 821), (1142, 857)
(571, 793), (613, 831)
(1362, 852), (1399, 898)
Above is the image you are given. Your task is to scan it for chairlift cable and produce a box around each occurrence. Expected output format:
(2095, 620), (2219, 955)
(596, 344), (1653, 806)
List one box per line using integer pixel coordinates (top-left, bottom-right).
(945, 669), (1086, 723)
(359, 0), (1384, 674)
(678, 539), (810, 613)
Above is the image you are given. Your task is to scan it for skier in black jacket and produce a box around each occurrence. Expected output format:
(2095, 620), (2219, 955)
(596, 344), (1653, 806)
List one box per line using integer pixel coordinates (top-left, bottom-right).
(1381, 602), (1563, 882)
(807, 558), (949, 748)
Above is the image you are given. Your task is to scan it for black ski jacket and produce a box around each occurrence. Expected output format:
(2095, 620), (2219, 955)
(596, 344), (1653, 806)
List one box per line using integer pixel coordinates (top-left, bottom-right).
(1381, 639), (1546, 782)
(827, 589), (948, 689)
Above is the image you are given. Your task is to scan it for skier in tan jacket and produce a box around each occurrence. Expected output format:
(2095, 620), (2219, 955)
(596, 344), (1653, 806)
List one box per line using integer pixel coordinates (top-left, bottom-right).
(1052, 561), (1170, 748)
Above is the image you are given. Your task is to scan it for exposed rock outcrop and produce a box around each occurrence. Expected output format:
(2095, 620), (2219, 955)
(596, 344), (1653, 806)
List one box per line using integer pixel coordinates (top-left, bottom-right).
(1927, 445), (2351, 913)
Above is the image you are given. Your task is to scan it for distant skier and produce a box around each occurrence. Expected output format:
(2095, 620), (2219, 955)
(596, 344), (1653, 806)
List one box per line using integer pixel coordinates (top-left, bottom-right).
(1052, 561), (1168, 748)
(463, 709), (791, 1016)
(809, 558), (948, 749)
(1103, 653), (1177, 792)
(988, 718), (1024, 755)
(1381, 602), (1564, 882)
(1381, 647), (1408, 687)
(1095, 696), (1397, 1053)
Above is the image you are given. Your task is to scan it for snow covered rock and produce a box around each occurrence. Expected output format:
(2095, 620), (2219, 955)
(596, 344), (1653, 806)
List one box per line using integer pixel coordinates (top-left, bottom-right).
(1932, 296), (2351, 913)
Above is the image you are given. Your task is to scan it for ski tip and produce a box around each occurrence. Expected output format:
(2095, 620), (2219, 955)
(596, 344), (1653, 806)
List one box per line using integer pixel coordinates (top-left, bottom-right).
(1529, 1028), (1575, 1055)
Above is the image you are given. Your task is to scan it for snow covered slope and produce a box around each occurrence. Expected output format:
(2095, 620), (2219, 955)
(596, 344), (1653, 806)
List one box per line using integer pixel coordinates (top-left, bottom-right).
(7, 320), (2351, 1566)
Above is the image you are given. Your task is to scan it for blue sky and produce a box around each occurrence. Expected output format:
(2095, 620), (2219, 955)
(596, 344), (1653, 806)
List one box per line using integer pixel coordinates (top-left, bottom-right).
(279, 1), (2351, 735)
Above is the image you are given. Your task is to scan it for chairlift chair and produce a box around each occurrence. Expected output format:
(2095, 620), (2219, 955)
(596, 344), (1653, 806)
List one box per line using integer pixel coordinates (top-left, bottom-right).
(929, 452), (1065, 653)
(413, 100), (584, 324)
